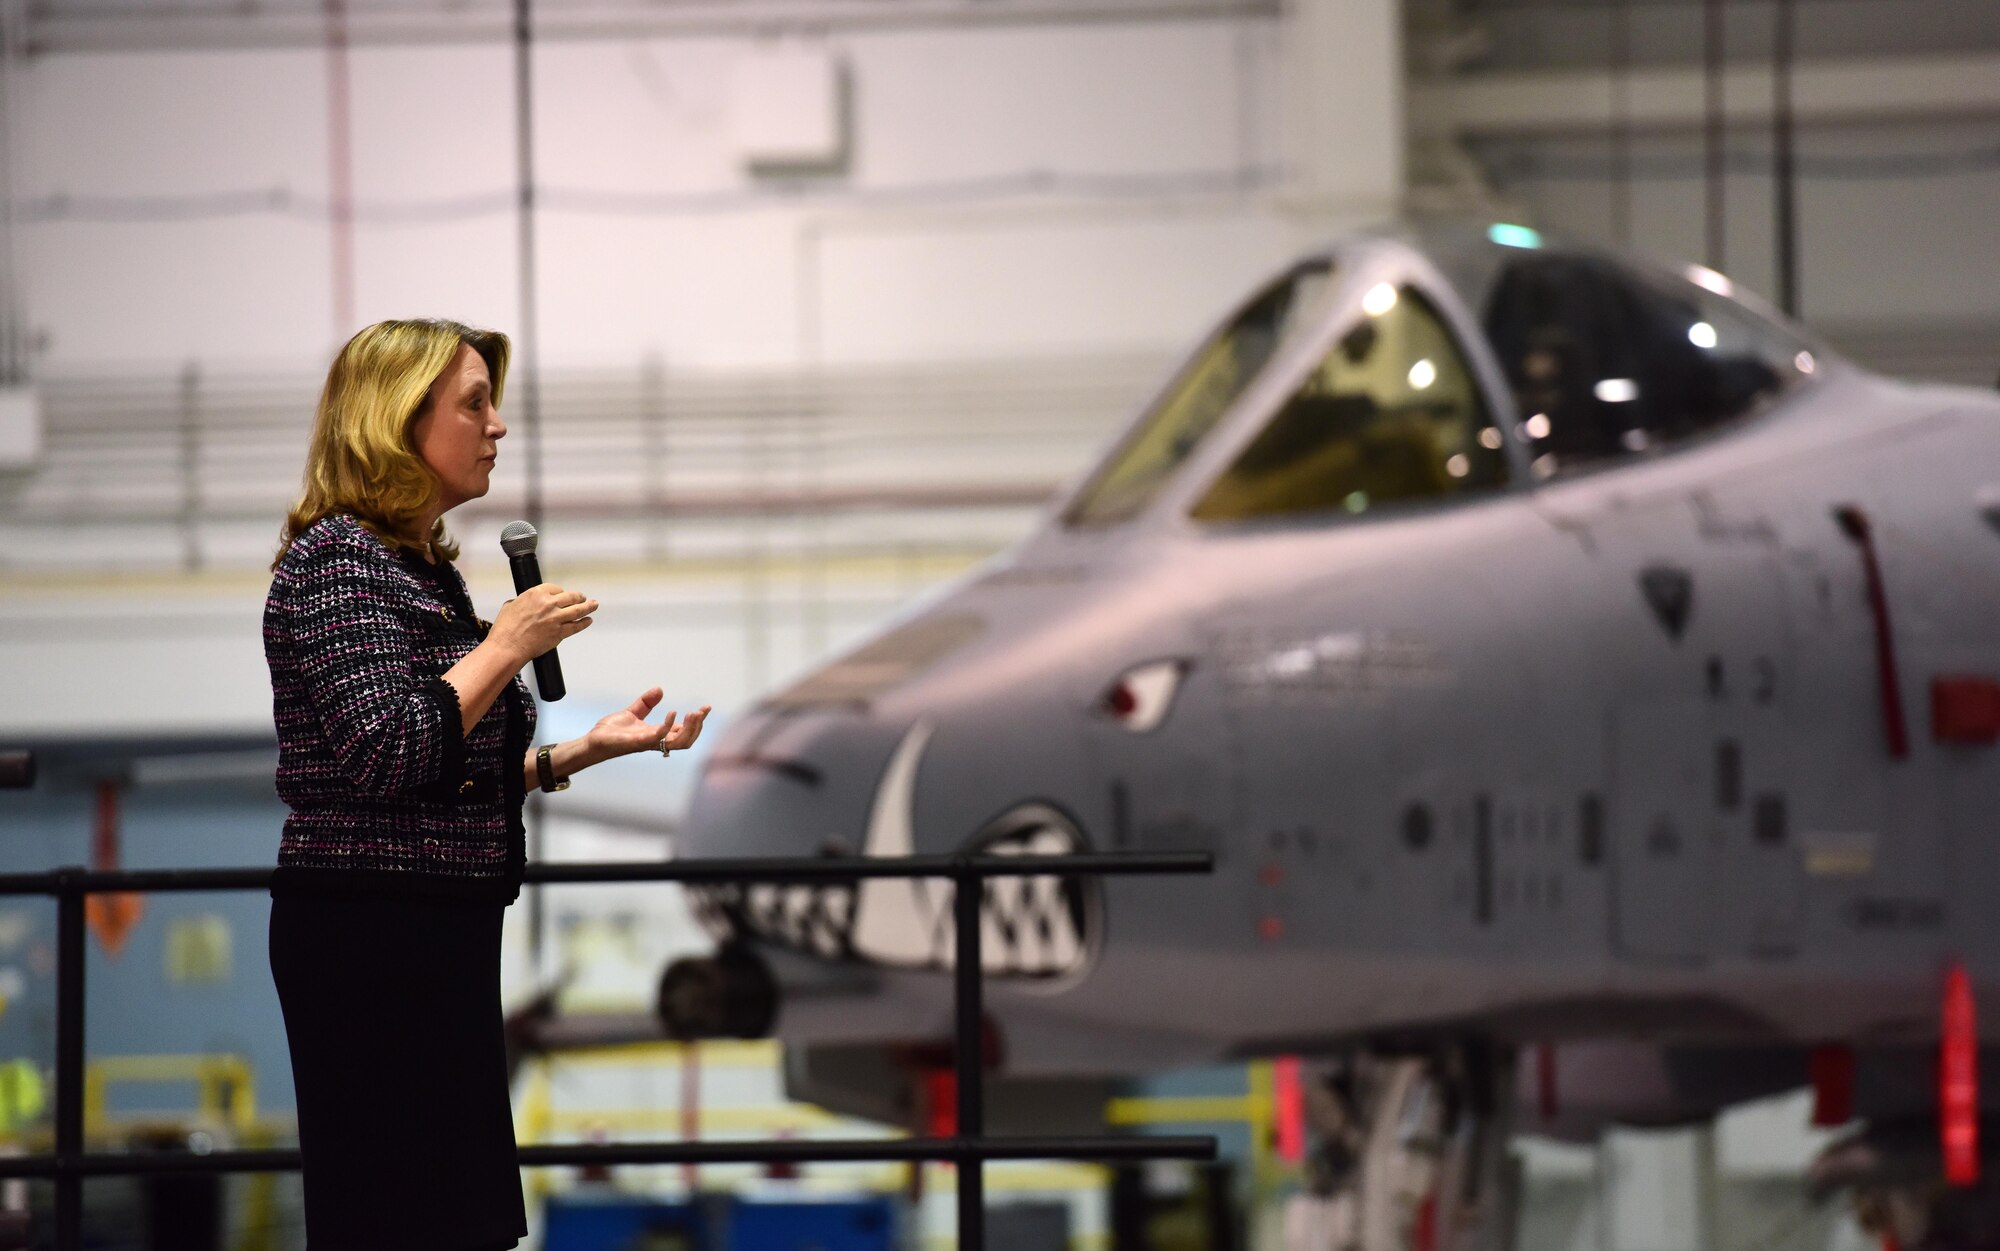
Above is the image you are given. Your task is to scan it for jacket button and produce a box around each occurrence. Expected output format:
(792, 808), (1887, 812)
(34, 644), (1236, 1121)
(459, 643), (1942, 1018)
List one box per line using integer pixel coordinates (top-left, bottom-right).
(459, 778), (475, 794)
(439, 606), (455, 622)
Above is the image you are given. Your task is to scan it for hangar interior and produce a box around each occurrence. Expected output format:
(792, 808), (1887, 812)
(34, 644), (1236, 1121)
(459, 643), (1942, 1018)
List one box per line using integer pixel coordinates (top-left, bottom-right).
(0, 0), (1995, 1248)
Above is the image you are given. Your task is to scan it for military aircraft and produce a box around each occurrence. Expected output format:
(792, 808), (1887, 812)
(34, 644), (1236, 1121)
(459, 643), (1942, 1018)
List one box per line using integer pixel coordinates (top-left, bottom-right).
(650, 222), (2000, 1247)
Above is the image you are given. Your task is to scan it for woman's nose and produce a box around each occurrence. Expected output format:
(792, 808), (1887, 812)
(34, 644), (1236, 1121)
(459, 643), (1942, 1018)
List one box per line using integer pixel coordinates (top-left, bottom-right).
(490, 414), (507, 439)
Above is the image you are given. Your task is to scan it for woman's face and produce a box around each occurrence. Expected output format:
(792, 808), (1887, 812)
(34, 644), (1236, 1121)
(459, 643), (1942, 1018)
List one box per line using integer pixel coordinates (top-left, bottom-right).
(411, 342), (505, 514)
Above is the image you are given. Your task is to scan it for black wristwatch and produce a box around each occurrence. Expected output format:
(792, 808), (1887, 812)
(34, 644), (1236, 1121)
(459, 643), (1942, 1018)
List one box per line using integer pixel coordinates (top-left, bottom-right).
(535, 744), (571, 793)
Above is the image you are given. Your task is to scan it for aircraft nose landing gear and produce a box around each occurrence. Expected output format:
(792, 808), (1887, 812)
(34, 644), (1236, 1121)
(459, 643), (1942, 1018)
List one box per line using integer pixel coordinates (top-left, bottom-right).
(656, 944), (779, 1040)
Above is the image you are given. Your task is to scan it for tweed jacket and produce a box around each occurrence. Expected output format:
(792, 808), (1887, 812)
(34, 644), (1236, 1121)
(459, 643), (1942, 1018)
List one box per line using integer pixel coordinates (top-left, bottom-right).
(265, 512), (535, 901)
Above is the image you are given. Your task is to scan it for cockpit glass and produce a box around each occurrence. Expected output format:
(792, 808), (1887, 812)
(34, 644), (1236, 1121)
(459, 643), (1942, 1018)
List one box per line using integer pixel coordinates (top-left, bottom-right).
(1192, 285), (1507, 523)
(1480, 249), (1815, 475)
(1066, 260), (1335, 527)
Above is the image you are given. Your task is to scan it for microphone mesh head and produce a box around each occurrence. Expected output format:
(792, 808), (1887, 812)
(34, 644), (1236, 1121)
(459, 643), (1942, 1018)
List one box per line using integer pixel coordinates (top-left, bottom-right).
(499, 520), (539, 558)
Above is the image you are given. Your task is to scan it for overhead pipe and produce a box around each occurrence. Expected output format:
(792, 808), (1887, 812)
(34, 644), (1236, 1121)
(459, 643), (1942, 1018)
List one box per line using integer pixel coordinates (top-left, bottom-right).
(323, 0), (356, 343)
(0, 0), (22, 384)
(1703, 0), (1727, 273)
(513, 0), (543, 530)
(30, 0), (1282, 53)
(1608, 0), (1633, 243)
(1771, 0), (1800, 317)
(1429, 52), (2000, 138)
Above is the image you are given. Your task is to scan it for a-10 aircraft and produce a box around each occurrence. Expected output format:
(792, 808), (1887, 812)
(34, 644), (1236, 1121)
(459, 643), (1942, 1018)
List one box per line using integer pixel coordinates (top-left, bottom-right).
(639, 222), (2000, 1248)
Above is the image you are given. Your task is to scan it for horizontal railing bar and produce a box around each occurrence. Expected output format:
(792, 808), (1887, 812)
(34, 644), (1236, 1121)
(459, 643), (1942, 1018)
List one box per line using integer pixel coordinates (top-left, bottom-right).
(0, 1135), (1217, 1177)
(0, 868), (273, 895)
(0, 852), (1213, 896)
(529, 853), (1213, 884)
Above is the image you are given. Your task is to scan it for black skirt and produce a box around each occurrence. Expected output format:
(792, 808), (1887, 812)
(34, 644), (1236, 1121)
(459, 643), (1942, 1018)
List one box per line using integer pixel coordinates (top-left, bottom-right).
(269, 891), (527, 1251)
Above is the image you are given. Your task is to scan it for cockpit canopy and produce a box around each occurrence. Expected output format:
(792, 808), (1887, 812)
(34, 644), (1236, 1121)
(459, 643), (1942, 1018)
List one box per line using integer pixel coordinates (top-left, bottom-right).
(1065, 259), (1340, 527)
(1064, 225), (1820, 528)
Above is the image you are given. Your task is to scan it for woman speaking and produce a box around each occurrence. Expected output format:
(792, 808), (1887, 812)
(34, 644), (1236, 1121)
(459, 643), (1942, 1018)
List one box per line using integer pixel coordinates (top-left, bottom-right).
(263, 319), (709, 1250)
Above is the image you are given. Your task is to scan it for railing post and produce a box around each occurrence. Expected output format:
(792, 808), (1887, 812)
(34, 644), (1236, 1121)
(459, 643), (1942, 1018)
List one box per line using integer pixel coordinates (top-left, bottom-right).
(954, 863), (984, 1251)
(54, 868), (84, 1251)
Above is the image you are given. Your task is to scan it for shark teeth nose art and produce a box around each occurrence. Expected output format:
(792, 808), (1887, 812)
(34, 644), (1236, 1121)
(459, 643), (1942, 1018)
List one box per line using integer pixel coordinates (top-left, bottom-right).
(960, 803), (1098, 979)
(690, 722), (1097, 981)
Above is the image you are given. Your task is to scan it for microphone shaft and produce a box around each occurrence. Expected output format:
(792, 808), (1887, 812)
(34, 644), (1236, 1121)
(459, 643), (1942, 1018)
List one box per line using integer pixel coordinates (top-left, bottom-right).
(508, 553), (567, 703)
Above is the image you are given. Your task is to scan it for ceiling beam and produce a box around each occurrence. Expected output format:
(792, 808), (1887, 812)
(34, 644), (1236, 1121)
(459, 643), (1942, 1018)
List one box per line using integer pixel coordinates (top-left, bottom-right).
(1421, 52), (2000, 138)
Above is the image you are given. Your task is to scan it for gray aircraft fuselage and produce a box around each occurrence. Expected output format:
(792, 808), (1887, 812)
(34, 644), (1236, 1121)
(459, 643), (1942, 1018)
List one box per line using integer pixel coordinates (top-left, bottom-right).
(678, 225), (2000, 1124)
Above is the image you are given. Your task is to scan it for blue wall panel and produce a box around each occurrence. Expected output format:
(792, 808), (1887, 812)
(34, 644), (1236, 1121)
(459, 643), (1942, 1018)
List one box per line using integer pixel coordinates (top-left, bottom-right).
(0, 780), (297, 1118)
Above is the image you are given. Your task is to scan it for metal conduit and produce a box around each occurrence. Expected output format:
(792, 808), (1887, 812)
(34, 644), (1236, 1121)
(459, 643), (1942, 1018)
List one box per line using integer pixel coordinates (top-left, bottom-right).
(28, 0), (1281, 54)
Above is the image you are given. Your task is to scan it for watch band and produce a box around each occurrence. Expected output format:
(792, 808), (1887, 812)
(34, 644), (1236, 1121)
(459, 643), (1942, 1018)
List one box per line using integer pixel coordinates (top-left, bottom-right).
(536, 744), (571, 793)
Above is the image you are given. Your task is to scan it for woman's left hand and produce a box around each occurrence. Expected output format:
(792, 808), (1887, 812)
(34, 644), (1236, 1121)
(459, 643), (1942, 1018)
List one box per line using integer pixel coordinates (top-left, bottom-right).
(587, 689), (713, 761)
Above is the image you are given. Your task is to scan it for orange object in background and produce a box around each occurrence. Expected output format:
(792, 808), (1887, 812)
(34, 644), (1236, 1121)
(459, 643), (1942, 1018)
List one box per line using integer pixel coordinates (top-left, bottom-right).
(85, 782), (143, 958)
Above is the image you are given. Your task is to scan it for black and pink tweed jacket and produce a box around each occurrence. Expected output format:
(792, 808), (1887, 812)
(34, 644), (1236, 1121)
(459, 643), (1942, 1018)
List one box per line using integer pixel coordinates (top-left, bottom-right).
(264, 512), (536, 901)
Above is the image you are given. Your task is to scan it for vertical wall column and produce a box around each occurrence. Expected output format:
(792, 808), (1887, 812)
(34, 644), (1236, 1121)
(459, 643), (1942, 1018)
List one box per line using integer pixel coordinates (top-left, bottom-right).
(1277, 0), (1403, 241)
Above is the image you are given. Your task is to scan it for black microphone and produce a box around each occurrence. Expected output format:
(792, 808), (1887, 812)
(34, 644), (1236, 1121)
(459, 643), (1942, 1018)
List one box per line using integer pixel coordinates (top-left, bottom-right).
(499, 520), (567, 703)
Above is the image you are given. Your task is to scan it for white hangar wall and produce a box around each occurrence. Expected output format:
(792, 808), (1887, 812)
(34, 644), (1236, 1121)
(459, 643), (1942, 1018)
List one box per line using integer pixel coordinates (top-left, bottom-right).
(0, 0), (1401, 744)
(17, 5), (1397, 375)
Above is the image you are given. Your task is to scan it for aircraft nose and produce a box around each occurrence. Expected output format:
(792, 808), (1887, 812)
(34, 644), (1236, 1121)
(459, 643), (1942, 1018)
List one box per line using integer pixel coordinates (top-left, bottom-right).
(684, 707), (898, 860)
(680, 707), (907, 958)
(682, 695), (1101, 980)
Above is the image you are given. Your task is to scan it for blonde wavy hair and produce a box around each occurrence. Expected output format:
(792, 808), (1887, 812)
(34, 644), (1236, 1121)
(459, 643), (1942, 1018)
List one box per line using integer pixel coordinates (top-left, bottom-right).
(275, 319), (511, 569)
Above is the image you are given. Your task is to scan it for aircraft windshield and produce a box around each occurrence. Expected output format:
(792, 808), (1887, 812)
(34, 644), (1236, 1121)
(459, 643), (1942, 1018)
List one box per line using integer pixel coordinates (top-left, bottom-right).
(1067, 260), (1335, 526)
(1191, 284), (1507, 523)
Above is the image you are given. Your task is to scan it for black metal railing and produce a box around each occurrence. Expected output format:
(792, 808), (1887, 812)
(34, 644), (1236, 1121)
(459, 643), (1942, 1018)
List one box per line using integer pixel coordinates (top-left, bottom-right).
(0, 851), (1216, 1251)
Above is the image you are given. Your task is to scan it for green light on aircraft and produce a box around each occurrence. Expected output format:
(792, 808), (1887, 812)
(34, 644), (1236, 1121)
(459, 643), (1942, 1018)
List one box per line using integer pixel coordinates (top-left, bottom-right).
(1488, 223), (1543, 249)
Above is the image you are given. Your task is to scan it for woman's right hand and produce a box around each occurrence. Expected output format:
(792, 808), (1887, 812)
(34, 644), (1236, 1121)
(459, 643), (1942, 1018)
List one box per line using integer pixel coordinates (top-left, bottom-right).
(489, 584), (598, 666)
